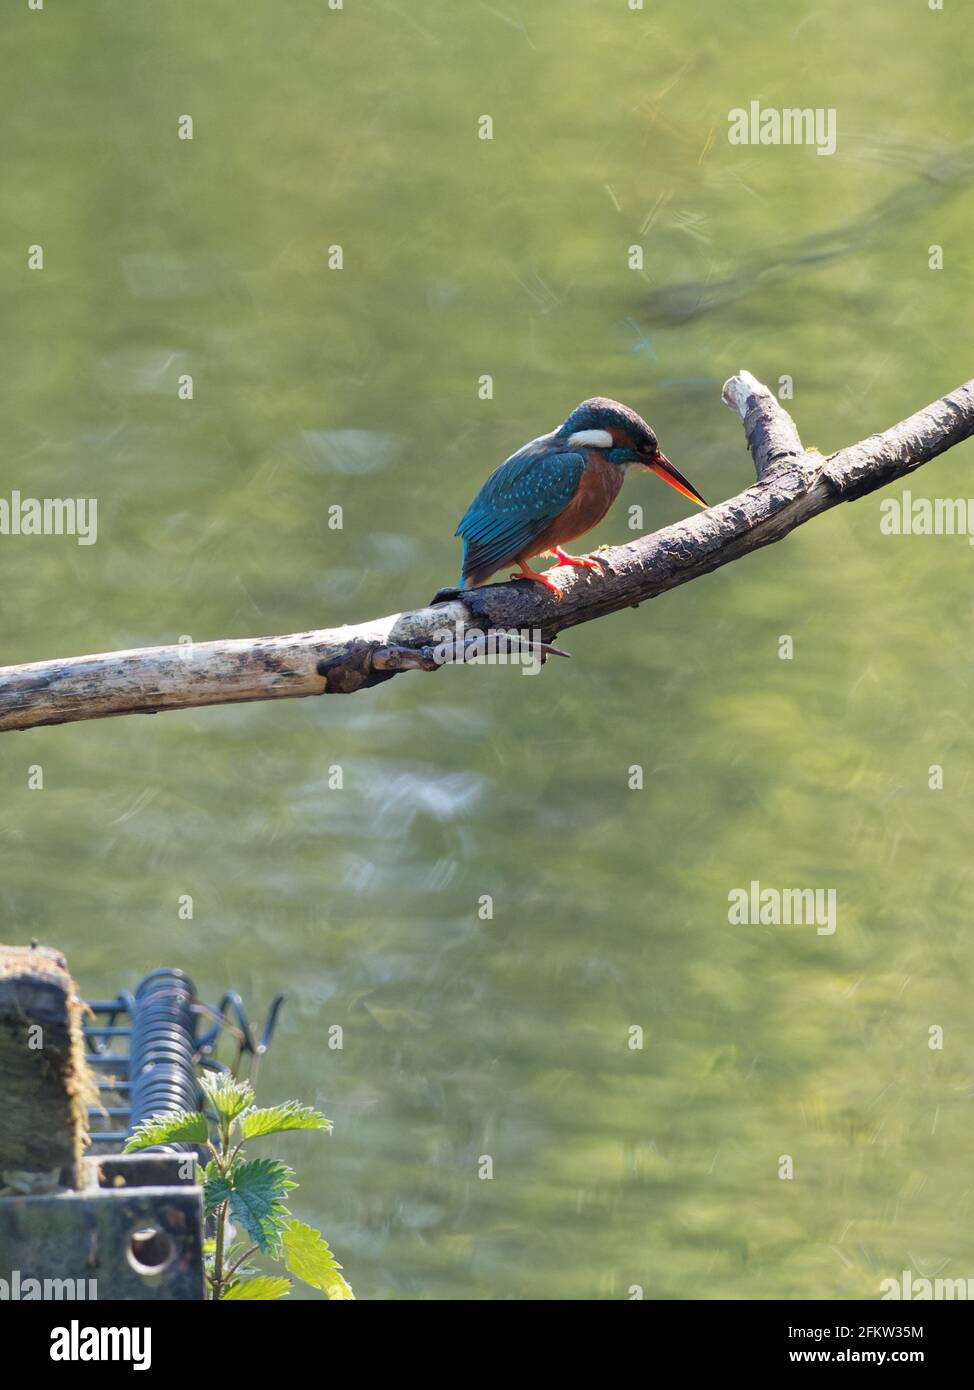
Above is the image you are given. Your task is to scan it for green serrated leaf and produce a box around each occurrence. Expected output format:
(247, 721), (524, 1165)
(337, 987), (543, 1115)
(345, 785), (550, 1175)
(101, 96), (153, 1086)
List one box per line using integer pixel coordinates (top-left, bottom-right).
(199, 1071), (254, 1123)
(224, 1276), (292, 1301)
(123, 1109), (208, 1151)
(241, 1102), (333, 1141)
(283, 1220), (355, 1300)
(218, 1158), (296, 1253)
(203, 1160), (232, 1216)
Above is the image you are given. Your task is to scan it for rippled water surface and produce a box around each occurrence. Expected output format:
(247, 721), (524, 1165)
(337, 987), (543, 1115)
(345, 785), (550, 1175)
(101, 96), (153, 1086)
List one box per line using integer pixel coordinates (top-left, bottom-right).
(1, 2), (973, 1298)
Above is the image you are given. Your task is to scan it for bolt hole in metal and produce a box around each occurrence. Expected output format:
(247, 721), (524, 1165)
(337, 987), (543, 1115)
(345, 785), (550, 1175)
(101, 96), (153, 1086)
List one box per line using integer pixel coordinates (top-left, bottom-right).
(127, 1226), (175, 1276)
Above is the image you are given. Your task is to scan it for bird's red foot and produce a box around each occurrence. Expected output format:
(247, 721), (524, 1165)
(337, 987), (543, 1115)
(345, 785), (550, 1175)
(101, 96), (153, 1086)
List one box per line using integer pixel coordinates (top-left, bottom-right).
(509, 561), (563, 599)
(549, 546), (603, 573)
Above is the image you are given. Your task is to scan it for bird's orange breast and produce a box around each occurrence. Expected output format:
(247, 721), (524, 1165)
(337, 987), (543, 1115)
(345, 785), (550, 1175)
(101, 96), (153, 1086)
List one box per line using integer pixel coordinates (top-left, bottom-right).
(520, 450), (625, 559)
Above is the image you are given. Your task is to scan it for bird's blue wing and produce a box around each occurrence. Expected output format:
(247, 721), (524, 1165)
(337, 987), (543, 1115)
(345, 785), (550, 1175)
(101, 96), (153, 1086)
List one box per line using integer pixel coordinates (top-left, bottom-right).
(456, 444), (585, 584)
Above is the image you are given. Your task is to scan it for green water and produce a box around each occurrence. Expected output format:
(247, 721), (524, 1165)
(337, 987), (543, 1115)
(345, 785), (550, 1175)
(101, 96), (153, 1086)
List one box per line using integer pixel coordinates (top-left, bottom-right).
(2, 1), (973, 1299)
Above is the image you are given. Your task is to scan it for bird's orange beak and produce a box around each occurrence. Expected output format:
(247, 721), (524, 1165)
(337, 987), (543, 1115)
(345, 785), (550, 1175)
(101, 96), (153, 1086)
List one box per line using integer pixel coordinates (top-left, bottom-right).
(646, 453), (708, 508)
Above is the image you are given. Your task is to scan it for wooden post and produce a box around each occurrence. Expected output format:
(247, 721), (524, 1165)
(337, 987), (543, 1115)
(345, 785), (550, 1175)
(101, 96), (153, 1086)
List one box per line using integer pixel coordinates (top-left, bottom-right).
(0, 943), (91, 1191)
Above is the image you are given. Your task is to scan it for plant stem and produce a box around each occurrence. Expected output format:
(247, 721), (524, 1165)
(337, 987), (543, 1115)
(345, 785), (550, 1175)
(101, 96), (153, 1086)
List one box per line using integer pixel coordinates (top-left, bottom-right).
(211, 1200), (228, 1300)
(225, 1244), (259, 1281)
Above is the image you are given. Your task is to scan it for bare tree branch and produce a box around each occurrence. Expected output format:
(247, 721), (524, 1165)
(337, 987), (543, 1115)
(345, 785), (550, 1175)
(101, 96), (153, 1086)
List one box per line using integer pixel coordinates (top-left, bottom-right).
(2, 370), (972, 733)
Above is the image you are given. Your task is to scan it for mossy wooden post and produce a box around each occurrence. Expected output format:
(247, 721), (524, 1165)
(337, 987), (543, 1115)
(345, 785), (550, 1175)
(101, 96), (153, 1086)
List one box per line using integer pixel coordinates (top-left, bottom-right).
(0, 943), (90, 1189)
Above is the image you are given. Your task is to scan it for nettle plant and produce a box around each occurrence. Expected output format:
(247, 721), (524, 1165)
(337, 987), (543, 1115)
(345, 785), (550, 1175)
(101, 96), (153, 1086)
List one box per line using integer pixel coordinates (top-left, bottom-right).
(125, 1071), (353, 1300)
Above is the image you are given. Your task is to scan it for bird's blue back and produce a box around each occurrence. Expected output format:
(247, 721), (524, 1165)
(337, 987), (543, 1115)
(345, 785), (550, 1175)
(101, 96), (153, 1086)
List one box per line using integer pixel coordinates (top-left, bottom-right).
(455, 435), (585, 585)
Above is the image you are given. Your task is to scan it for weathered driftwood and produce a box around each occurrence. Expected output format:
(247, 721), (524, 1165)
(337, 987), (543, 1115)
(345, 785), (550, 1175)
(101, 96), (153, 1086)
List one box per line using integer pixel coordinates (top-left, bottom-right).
(1, 370), (972, 733)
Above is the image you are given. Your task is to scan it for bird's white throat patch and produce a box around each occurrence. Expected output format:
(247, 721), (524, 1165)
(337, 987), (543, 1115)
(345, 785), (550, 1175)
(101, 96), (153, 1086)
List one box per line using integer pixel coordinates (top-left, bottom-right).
(567, 428), (613, 448)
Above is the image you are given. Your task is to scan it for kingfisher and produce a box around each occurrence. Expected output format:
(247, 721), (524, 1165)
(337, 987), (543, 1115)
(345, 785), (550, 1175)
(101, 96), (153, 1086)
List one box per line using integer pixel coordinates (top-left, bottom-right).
(455, 398), (708, 596)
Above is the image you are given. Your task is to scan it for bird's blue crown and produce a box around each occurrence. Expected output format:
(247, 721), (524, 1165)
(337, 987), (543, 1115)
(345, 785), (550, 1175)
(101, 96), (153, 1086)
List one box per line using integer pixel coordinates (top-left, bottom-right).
(560, 398), (658, 454)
